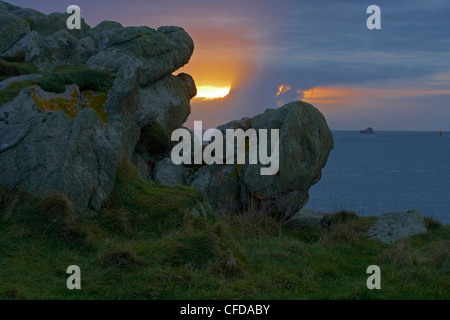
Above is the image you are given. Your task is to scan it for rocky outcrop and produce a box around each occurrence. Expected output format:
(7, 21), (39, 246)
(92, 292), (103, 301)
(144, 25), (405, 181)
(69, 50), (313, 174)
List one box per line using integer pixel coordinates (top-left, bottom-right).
(367, 210), (427, 243)
(190, 101), (334, 221)
(0, 11), (31, 52)
(86, 25), (194, 87)
(0, 1), (195, 212)
(0, 2), (334, 220)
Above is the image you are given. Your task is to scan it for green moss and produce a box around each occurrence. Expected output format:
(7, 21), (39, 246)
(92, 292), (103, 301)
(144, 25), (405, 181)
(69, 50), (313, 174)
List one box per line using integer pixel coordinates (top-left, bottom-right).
(37, 68), (114, 94)
(0, 80), (34, 106)
(37, 77), (66, 93)
(0, 58), (38, 78)
(138, 121), (170, 155)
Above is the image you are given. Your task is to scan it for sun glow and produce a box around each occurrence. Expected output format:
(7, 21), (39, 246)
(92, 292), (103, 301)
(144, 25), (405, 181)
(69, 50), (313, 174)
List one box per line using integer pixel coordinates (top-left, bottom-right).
(195, 86), (231, 99)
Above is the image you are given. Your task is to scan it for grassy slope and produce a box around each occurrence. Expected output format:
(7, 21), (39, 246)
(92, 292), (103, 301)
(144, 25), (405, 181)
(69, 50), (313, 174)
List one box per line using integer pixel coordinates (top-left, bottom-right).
(0, 162), (448, 300)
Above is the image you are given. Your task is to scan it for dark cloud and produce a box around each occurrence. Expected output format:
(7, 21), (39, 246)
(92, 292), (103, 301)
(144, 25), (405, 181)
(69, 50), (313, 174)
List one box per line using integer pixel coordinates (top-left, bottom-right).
(6, 0), (450, 130)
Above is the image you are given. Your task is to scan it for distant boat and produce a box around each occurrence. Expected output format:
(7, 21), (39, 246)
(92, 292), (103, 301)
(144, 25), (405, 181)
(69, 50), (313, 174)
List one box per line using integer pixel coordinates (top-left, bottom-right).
(440, 130), (443, 136)
(360, 127), (375, 134)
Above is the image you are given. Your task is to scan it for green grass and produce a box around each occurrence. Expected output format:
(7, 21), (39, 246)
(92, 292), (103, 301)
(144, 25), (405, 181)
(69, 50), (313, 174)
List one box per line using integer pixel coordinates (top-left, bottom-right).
(0, 162), (448, 300)
(0, 80), (35, 106)
(0, 58), (38, 81)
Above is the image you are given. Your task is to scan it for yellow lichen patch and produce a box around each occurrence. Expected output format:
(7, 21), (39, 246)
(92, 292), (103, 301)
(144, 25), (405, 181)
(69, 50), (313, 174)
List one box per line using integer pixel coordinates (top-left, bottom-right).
(81, 91), (109, 125)
(32, 86), (109, 126)
(32, 86), (80, 119)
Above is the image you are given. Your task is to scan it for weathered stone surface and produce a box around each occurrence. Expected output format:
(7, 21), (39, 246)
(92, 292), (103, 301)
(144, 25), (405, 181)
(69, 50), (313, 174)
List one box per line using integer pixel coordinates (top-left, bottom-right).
(138, 73), (196, 132)
(0, 12), (30, 52)
(367, 210), (427, 243)
(88, 20), (123, 45)
(191, 165), (241, 212)
(1, 1), (91, 70)
(2, 31), (44, 64)
(86, 26), (194, 85)
(4, 29), (95, 71)
(0, 88), (118, 211)
(153, 157), (190, 186)
(0, 68), (195, 212)
(190, 101), (334, 221)
(92, 20), (123, 33)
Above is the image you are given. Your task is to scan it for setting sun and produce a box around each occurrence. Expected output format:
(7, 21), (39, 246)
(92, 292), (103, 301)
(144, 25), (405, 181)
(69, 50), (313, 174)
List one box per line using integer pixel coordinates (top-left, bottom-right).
(195, 86), (231, 99)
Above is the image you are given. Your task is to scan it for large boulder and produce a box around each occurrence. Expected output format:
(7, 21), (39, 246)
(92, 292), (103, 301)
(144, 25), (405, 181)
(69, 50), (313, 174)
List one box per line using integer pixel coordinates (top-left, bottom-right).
(190, 101), (334, 221)
(0, 2), (196, 213)
(367, 210), (427, 243)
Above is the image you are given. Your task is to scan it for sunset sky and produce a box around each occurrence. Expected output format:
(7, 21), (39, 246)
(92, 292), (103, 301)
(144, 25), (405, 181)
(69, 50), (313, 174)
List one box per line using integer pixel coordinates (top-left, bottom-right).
(8, 0), (450, 130)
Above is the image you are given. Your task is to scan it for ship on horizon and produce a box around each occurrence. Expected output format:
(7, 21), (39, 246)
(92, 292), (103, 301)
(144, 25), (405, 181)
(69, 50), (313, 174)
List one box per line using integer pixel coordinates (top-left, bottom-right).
(360, 127), (375, 134)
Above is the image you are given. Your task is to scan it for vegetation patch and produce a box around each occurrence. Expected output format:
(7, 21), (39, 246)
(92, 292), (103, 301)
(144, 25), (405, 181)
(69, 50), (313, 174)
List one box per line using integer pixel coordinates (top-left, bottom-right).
(0, 80), (34, 106)
(0, 163), (448, 300)
(0, 57), (38, 81)
(37, 69), (114, 94)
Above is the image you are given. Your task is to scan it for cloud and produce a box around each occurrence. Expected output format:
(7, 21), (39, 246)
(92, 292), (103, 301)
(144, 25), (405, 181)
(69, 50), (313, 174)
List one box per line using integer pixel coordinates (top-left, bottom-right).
(7, 0), (450, 130)
(276, 85), (291, 97)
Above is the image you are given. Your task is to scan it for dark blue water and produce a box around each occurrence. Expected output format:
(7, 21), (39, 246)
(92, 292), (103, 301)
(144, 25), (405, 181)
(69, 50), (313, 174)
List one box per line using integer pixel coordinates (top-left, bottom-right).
(305, 131), (450, 225)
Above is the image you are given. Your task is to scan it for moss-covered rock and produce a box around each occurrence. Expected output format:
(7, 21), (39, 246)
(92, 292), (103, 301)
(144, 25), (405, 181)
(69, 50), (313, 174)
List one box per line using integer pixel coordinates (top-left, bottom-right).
(190, 101), (334, 221)
(30, 85), (109, 125)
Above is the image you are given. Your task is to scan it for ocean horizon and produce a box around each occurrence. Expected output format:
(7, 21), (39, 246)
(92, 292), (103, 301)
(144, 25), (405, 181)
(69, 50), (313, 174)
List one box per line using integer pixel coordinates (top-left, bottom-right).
(305, 130), (450, 225)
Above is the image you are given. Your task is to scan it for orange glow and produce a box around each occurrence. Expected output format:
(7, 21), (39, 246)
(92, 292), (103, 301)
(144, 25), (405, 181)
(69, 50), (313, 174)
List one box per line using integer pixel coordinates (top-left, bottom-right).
(195, 86), (231, 99)
(176, 26), (260, 91)
(276, 85), (291, 97)
(302, 86), (450, 107)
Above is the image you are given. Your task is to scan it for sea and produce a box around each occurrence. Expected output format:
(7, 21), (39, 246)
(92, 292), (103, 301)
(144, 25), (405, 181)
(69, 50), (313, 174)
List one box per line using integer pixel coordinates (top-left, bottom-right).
(305, 131), (450, 225)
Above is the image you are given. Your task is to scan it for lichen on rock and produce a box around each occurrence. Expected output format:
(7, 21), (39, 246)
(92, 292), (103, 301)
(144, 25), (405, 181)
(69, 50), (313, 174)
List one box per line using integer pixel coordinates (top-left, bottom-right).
(0, 1), (197, 213)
